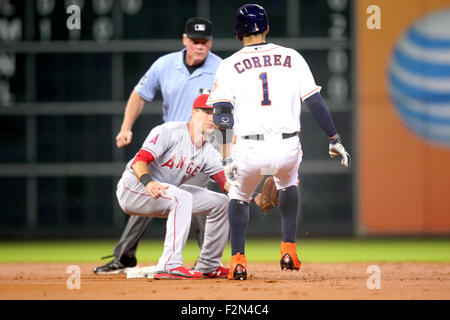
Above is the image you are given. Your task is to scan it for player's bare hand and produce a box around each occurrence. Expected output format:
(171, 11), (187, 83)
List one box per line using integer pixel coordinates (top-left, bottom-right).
(116, 130), (133, 148)
(146, 182), (169, 200)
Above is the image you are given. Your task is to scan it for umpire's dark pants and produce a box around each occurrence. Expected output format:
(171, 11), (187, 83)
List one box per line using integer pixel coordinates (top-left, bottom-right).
(113, 174), (208, 261)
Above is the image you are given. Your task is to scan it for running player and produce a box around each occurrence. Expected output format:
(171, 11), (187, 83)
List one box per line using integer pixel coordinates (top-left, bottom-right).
(207, 4), (350, 280)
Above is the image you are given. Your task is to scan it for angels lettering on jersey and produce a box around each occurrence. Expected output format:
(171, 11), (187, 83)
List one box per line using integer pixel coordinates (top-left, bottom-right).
(126, 122), (223, 187)
(160, 154), (201, 178)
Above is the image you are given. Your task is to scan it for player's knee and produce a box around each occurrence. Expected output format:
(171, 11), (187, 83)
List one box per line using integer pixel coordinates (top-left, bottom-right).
(116, 187), (127, 212)
(206, 193), (229, 219)
(116, 192), (137, 216)
(217, 194), (230, 213)
(172, 188), (193, 207)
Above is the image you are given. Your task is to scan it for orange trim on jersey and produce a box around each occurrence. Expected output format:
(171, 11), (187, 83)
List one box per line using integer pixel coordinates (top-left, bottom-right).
(301, 87), (320, 100)
(235, 45), (281, 54)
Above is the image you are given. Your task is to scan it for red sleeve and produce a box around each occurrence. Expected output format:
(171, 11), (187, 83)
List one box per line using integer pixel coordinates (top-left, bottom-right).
(211, 171), (227, 192)
(132, 149), (155, 167)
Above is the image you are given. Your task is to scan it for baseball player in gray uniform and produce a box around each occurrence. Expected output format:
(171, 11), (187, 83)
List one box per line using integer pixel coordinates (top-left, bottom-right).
(116, 94), (231, 279)
(94, 17), (222, 274)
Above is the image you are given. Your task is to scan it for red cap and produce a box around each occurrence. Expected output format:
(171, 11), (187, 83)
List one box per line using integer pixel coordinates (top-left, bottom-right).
(192, 94), (213, 110)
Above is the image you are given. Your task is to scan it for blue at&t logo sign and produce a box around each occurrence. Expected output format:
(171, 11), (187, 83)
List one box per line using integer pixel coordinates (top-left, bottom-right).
(388, 9), (450, 147)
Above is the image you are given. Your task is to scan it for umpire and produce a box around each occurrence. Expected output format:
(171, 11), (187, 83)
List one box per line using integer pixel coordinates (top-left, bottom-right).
(94, 17), (222, 274)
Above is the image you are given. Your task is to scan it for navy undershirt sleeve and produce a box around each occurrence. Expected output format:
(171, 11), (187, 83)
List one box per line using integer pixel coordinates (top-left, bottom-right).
(304, 92), (337, 138)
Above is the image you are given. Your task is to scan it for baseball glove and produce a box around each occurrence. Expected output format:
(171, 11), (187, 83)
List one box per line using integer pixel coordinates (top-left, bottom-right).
(254, 176), (279, 213)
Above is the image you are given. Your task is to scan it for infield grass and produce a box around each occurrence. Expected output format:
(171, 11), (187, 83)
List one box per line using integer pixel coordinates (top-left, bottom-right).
(0, 238), (449, 263)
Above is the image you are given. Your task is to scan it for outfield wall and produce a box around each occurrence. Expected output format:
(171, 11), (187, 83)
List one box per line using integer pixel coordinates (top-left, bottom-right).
(357, 0), (450, 235)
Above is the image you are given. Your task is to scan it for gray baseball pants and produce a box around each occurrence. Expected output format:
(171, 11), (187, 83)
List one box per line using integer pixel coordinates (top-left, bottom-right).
(112, 173), (210, 262)
(116, 170), (229, 272)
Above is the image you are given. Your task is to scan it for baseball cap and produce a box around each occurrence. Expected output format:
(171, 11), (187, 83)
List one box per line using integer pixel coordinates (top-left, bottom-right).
(192, 94), (213, 110)
(185, 17), (213, 40)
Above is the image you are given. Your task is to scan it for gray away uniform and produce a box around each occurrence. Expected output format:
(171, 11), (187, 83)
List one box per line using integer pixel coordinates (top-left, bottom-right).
(116, 122), (229, 272)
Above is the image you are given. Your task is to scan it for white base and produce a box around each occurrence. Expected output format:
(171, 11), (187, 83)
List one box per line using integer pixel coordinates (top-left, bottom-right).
(125, 265), (157, 279)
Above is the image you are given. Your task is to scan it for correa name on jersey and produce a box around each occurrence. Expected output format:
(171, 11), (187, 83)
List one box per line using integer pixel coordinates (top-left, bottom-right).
(234, 54), (292, 74)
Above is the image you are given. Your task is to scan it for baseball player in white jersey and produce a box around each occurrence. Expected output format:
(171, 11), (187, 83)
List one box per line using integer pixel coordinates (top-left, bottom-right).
(116, 94), (231, 279)
(207, 4), (351, 280)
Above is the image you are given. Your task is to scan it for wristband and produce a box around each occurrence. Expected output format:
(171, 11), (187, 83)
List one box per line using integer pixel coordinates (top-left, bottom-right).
(139, 173), (152, 187)
(330, 134), (341, 145)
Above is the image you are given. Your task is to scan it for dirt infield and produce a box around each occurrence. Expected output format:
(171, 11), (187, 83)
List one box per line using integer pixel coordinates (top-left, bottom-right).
(0, 262), (449, 300)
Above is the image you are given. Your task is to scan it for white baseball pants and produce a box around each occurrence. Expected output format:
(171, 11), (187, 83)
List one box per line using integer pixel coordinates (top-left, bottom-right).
(228, 134), (303, 202)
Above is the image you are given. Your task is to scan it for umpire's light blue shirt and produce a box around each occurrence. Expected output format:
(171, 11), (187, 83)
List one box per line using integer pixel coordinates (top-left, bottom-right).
(134, 49), (222, 122)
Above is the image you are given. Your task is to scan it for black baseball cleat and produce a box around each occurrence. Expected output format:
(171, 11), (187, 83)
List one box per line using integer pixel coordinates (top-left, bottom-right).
(93, 257), (137, 275)
(231, 264), (247, 280)
(280, 253), (301, 271)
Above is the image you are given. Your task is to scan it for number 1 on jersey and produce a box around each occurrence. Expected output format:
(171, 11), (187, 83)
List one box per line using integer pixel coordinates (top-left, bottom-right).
(259, 72), (272, 106)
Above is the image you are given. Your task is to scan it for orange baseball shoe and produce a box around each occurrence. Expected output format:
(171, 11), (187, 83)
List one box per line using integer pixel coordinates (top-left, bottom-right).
(228, 253), (247, 280)
(280, 242), (302, 271)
